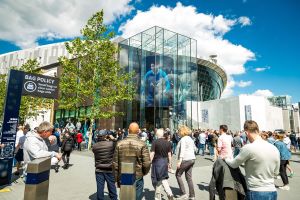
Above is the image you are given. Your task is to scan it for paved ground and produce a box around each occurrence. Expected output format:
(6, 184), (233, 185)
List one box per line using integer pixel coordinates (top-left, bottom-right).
(1, 150), (300, 200)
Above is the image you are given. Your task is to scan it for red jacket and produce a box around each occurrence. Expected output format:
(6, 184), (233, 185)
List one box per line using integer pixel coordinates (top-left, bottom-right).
(76, 133), (83, 143)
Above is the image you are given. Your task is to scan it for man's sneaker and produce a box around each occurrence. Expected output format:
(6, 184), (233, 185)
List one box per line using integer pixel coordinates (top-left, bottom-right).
(288, 172), (294, 178)
(189, 197), (196, 200)
(55, 167), (59, 173)
(279, 185), (290, 191)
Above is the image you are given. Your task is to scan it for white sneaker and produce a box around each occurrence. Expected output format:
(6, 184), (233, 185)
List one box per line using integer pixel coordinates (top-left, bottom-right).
(274, 175), (281, 179)
(279, 185), (290, 191)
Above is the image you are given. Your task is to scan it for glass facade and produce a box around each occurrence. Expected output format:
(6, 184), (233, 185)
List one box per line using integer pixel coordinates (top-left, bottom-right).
(198, 64), (224, 100)
(119, 26), (225, 130)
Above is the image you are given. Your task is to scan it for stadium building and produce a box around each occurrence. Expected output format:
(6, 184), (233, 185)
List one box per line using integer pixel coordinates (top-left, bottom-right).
(0, 26), (227, 130)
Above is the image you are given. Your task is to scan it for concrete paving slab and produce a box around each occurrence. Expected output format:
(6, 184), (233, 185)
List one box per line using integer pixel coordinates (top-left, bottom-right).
(0, 151), (300, 200)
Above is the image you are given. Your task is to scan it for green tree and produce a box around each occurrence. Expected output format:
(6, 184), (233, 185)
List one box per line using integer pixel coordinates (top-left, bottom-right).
(58, 10), (134, 149)
(0, 59), (53, 123)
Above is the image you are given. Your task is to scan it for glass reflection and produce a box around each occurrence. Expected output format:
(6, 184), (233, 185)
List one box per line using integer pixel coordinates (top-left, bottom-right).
(119, 26), (225, 130)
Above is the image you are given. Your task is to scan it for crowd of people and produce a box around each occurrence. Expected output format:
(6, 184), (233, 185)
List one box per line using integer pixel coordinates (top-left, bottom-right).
(10, 119), (299, 200)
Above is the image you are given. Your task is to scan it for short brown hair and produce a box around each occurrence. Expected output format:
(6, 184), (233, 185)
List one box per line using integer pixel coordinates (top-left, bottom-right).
(244, 120), (259, 133)
(178, 125), (191, 137)
(220, 125), (228, 132)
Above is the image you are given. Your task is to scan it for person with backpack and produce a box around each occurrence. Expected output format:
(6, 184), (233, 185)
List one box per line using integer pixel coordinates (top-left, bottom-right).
(61, 132), (74, 169)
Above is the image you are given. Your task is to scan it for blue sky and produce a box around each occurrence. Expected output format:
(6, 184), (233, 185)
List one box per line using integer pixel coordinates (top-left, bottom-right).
(0, 0), (299, 103)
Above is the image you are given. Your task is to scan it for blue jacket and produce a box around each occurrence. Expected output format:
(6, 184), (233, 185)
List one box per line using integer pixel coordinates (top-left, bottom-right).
(274, 140), (291, 160)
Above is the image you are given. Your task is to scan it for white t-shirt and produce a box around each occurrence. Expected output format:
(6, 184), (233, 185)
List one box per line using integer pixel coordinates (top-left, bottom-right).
(18, 135), (26, 149)
(199, 133), (207, 144)
(15, 130), (24, 147)
(283, 137), (291, 149)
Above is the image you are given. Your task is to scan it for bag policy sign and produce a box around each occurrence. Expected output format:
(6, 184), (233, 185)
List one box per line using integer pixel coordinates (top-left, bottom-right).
(22, 72), (59, 99)
(0, 70), (59, 187)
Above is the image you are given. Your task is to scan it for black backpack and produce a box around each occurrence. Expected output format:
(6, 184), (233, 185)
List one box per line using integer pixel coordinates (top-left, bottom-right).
(63, 138), (73, 151)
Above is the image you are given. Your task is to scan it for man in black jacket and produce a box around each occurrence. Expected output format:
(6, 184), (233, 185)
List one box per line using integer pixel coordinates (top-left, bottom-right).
(61, 132), (74, 169)
(209, 159), (247, 200)
(92, 130), (118, 200)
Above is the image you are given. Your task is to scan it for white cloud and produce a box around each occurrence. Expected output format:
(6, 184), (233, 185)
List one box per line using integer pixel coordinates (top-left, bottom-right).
(238, 16), (251, 27)
(0, 0), (133, 49)
(221, 76), (236, 98)
(254, 66), (271, 72)
(119, 3), (255, 98)
(252, 89), (274, 97)
(236, 80), (252, 88)
(119, 3), (255, 77)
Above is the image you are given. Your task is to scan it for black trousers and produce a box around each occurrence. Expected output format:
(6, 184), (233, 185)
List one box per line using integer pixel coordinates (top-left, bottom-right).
(62, 151), (71, 164)
(280, 160), (289, 185)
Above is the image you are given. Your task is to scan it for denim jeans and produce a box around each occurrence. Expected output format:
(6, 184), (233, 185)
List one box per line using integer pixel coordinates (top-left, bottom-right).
(234, 148), (240, 158)
(136, 177), (144, 200)
(95, 172), (118, 200)
(198, 144), (205, 155)
(246, 191), (277, 200)
(208, 144), (214, 156)
(172, 142), (177, 154)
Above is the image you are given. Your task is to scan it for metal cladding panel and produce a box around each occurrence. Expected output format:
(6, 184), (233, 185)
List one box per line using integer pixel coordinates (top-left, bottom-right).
(24, 180), (49, 200)
(26, 157), (51, 173)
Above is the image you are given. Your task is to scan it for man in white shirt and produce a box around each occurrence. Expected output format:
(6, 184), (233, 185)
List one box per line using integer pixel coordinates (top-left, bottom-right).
(65, 121), (75, 133)
(15, 125), (24, 148)
(76, 121), (81, 131)
(225, 120), (280, 200)
(14, 124), (31, 176)
(198, 131), (207, 156)
(14, 125), (24, 170)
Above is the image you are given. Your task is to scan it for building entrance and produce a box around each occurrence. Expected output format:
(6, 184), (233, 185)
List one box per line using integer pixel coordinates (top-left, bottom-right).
(145, 107), (170, 130)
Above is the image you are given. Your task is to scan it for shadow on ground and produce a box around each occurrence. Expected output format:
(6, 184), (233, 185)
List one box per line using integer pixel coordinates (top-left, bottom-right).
(198, 182), (209, 192)
(290, 160), (300, 163)
(144, 188), (155, 200)
(89, 192), (111, 200)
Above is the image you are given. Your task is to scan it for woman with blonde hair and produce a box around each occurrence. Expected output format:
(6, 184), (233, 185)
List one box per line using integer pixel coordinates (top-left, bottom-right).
(175, 125), (197, 200)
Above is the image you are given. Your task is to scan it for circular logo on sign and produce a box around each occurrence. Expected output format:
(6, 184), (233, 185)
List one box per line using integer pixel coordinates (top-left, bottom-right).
(3, 144), (14, 157)
(24, 81), (37, 92)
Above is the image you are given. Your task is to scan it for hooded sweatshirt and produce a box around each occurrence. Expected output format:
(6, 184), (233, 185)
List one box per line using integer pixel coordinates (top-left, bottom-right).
(23, 130), (57, 166)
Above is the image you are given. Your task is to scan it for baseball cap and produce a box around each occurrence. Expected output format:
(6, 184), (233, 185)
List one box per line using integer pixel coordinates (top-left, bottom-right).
(97, 129), (108, 137)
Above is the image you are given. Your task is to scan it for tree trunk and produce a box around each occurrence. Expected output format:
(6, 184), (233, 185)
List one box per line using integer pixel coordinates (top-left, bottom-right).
(88, 118), (94, 150)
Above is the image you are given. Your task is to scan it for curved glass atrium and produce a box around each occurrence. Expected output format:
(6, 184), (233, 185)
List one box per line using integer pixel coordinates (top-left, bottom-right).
(119, 26), (226, 130)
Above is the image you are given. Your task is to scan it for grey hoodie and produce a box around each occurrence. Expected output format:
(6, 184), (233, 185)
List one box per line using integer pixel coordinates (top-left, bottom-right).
(23, 130), (57, 165)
